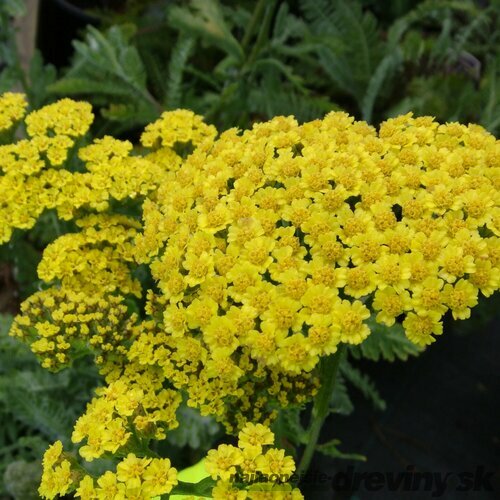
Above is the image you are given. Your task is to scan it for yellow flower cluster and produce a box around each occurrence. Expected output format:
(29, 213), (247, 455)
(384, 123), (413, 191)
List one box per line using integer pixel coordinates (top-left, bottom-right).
(25, 98), (94, 137)
(39, 441), (178, 499)
(39, 441), (77, 499)
(127, 302), (318, 431)
(10, 287), (135, 370)
(2, 94), (498, 500)
(10, 215), (142, 370)
(0, 92), (27, 131)
(206, 423), (303, 500)
(38, 214), (142, 295)
(141, 108), (217, 149)
(72, 374), (181, 461)
(0, 97), (179, 243)
(135, 112), (499, 405)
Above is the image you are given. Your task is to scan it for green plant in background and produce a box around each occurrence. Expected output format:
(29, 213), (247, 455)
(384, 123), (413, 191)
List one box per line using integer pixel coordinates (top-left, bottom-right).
(3, 0), (500, 133)
(0, 0), (499, 497)
(43, 0), (500, 134)
(0, 0), (26, 92)
(0, 314), (96, 498)
(47, 0), (337, 132)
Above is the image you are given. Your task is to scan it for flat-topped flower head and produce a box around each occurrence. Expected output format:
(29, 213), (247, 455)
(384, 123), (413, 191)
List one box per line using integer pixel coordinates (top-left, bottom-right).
(0, 92), (27, 131)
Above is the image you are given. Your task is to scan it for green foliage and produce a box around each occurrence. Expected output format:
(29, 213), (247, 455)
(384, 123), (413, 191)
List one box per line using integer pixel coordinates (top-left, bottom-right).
(0, 0), (25, 92)
(48, 25), (160, 132)
(329, 374), (354, 416)
(316, 438), (366, 461)
(301, 0), (385, 103)
(164, 35), (196, 109)
(168, 0), (244, 62)
(25, 0), (496, 134)
(0, 237), (40, 301)
(25, 51), (57, 110)
(340, 359), (387, 412)
(273, 407), (309, 452)
(0, 313), (98, 495)
(350, 317), (422, 362)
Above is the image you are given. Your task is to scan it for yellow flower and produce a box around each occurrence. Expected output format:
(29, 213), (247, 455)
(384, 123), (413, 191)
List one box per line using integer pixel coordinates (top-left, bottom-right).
(372, 287), (410, 326)
(403, 311), (443, 346)
(42, 440), (63, 468)
(205, 444), (243, 481)
(116, 454), (151, 489)
(247, 482), (304, 500)
(410, 277), (447, 316)
(300, 284), (338, 315)
(212, 480), (248, 500)
(96, 471), (125, 500)
(442, 279), (478, 320)
(25, 98), (93, 137)
(238, 423), (275, 451)
(39, 459), (74, 499)
(203, 315), (239, 356)
(439, 245), (476, 283)
(142, 458), (178, 496)
(255, 448), (295, 476)
(373, 254), (411, 292)
(332, 300), (370, 344)
(307, 314), (341, 355)
(277, 333), (319, 373)
(0, 92), (27, 130)
(344, 265), (377, 298)
(468, 260), (499, 297)
(75, 475), (97, 499)
(183, 251), (215, 287)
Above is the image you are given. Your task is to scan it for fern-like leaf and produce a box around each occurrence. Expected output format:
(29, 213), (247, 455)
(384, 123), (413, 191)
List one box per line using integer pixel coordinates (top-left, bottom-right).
(387, 0), (478, 49)
(5, 389), (76, 445)
(330, 373), (354, 416)
(168, 0), (243, 62)
(341, 360), (386, 411)
(165, 35), (195, 109)
(48, 25), (159, 127)
(317, 438), (366, 461)
(279, 407), (309, 446)
(301, 0), (384, 103)
(300, 0), (338, 35)
(350, 316), (422, 362)
(361, 51), (403, 122)
(167, 403), (219, 450)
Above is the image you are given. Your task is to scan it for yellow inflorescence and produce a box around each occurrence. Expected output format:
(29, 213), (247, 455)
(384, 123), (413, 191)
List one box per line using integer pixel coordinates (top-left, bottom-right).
(0, 92), (27, 131)
(136, 112), (499, 373)
(1, 94), (499, 499)
(206, 423), (303, 499)
(0, 100), (173, 243)
(39, 441), (179, 499)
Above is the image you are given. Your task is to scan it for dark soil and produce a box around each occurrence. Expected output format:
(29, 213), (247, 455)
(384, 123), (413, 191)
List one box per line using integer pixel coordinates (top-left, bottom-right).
(301, 315), (500, 499)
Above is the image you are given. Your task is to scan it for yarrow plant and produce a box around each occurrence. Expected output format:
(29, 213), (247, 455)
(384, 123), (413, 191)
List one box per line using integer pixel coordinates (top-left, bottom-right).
(0, 92), (498, 499)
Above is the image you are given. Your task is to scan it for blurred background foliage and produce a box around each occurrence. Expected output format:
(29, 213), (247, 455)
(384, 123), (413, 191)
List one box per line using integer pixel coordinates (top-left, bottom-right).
(3, 0), (498, 134)
(0, 0), (499, 497)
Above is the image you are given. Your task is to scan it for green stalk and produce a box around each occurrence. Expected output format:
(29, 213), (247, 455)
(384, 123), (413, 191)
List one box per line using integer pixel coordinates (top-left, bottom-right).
(245, 0), (278, 70)
(241, 0), (268, 54)
(295, 344), (346, 481)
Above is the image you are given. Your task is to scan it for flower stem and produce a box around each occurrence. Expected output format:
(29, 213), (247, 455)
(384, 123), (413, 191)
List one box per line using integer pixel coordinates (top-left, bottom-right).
(296, 344), (346, 482)
(241, 0), (268, 54)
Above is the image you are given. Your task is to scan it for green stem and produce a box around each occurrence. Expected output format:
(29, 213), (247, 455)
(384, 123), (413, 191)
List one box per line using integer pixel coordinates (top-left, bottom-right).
(295, 344), (346, 482)
(244, 0), (278, 70)
(241, 0), (268, 54)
